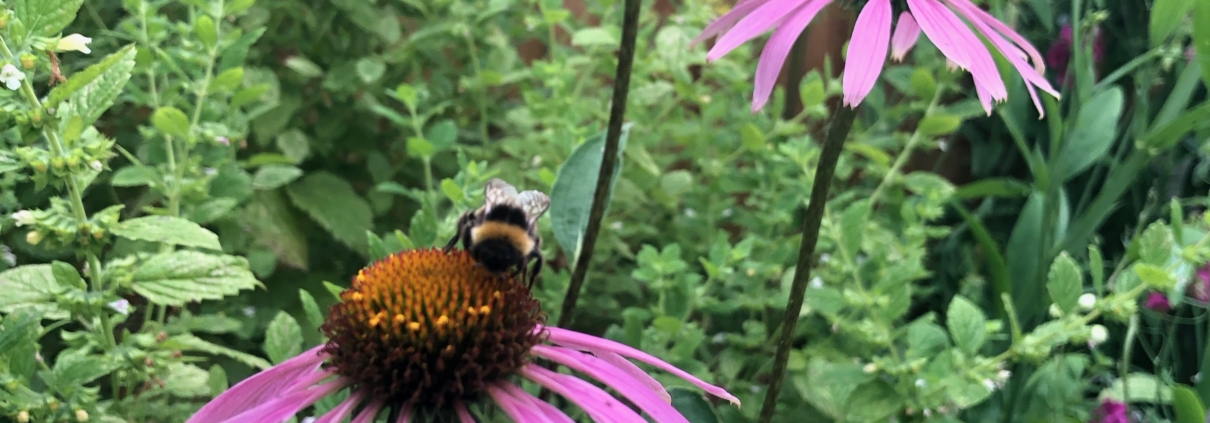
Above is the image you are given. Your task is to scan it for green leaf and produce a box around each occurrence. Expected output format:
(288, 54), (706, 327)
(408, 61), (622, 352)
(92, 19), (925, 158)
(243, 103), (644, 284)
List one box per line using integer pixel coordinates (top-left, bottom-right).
(793, 359), (872, 420)
(1046, 252), (1083, 314)
(1139, 101), (1210, 151)
(1150, 0), (1195, 47)
(426, 120), (458, 151)
(52, 350), (121, 386)
(12, 0), (85, 38)
(286, 172), (374, 255)
(947, 377), (994, 409)
(130, 251), (262, 306)
(276, 129), (311, 163)
(839, 200), (869, 256)
(208, 364), (229, 395)
(211, 67), (245, 93)
(152, 107), (191, 138)
(264, 311), (302, 364)
(946, 295), (987, 354)
(232, 84), (271, 108)
(669, 387), (720, 423)
(0, 265), (69, 319)
(1195, 0), (1210, 90)
(1054, 87), (1122, 182)
(111, 216), (222, 251)
(190, 198), (240, 224)
(406, 137), (435, 158)
(953, 178), (1031, 200)
(47, 44), (137, 127)
(284, 56), (324, 78)
(51, 261), (84, 290)
(0, 310), (41, 356)
(550, 124), (632, 261)
(1135, 222), (1174, 265)
(844, 380), (904, 422)
(110, 166), (158, 187)
(740, 123), (765, 152)
(162, 334), (271, 370)
(241, 190), (309, 270)
(299, 289), (324, 328)
(1134, 263), (1175, 291)
(440, 178), (464, 204)
(1172, 385), (1206, 423)
(194, 15), (218, 50)
(917, 114), (962, 136)
(910, 68), (937, 100)
(1099, 373), (1173, 404)
(571, 27), (619, 46)
(251, 164), (303, 190)
(355, 57), (386, 83)
(164, 363), (211, 398)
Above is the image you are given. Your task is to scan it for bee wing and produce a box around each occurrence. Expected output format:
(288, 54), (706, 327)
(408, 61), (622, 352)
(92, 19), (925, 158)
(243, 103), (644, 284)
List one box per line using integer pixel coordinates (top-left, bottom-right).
(483, 178), (520, 211)
(515, 190), (550, 227)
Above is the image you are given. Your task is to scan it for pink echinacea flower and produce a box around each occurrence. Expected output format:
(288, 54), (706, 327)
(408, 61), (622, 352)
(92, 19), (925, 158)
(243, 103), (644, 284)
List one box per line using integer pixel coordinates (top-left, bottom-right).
(188, 249), (739, 423)
(693, 0), (1060, 116)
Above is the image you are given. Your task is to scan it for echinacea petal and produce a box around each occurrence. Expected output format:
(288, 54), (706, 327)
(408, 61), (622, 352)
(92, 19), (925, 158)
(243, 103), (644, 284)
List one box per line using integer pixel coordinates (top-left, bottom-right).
(521, 364), (646, 423)
(455, 402), (476, 423)
(908, 0), (1006, 113)
(395, 404), (413, 423)
(351, 400), (384, 423)
(943, 0), (1047, 73)
(501, 383), (576, 423)
(906, 0), (970, 69)
(489, 384), (551, 423)
(691, 0), (774, 47)
(186, 346), (327, 423)
(751, 0), (832, 111)
(534, 345), (690, 423)
(543, 327), (741, 405)
(216, 380), (349, 423)
(842, 0), (893, 107)
(707, 0), (816, 62)
(891, 12), (921, 61)
(944, 0), (1060, 114)
(597, 351), (671, 403)
(313, 389), (365, 423)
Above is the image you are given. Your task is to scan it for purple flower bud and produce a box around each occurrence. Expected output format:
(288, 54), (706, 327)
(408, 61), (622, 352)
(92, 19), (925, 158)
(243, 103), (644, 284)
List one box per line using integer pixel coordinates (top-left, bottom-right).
(1145, 291), (1171, 313)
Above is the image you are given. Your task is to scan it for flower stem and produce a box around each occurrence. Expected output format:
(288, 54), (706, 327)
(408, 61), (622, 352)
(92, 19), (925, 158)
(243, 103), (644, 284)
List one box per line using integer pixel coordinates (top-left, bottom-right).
(868, 87), (941, 205)
(757, 104), (859, 423)
(555, 0), (641, 329)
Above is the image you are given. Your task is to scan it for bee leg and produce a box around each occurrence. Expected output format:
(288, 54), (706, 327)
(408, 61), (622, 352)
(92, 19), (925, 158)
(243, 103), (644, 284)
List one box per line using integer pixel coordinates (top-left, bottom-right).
(527, 252), (544, 290)
(443, 212), (471, 253)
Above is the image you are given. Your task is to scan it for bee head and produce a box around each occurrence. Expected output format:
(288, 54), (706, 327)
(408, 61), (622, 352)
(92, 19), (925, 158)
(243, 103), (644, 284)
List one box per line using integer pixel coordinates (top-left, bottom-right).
(470, 238), (524, 274)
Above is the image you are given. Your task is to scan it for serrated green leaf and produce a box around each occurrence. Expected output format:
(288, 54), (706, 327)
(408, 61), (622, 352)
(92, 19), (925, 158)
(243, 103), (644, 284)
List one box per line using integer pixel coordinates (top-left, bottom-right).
(47, 45), (137, 127)
(241, 190), (309, 270)
(740, 123), (765, 152)
(264, 311), (302, 364)
(130, 251), (262, 306)
(112, 216), (222, 251)
(0, 265), (69, 319)
(220, 27), (265, 70)
(947, 295), (987, 354)
(906, 320), (949, 358)
(52, 350), (121, 386)
(1099, 373), (1173, 404)
(1047, 252), (1083, 314)
(164, 363), (211, 397)
(299, 289), (323, 328)
(0, 310), (41, 355)
(190, 198), (240, 225)
(844, 380), (904, 422)
(51, 261), (84, 289)
(1054, 87), (1122, 182)
(1136, 222), (1174, 265)
(1134, 263), (1175, 290)
(286, 172), (373, 256)
(162, 334), (271, 369)
(426, 120), (458, 151)
(947, 377), (994, 408)
(13, 0), (85, 38)
(194, 15), (218, 50)
(276, 129), (311, 163)
(550, 124), (632, 261)
(839, 200), (869, 257)
(910, 68), (937, 100)
(669, 387), (720, 423)
(355, 57), (386, 83)
(251, 164), (303, 190)
(232, 84), (271, 108)
(152, 107), (191, 138)
(208, 364), (229, 395)
(110, 166), (158, 187)
(794, 359), (873, 420)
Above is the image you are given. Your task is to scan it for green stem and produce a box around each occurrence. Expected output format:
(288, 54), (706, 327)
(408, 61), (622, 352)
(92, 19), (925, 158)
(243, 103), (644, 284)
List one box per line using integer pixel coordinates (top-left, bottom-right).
(757, 104), (860, 423)
(464, 33), (490, 144)
(869, 88), (942, 205)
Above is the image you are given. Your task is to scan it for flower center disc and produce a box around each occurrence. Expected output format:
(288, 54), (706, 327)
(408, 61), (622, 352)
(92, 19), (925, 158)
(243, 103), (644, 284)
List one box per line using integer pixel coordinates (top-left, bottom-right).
(320, 248), (544, 407)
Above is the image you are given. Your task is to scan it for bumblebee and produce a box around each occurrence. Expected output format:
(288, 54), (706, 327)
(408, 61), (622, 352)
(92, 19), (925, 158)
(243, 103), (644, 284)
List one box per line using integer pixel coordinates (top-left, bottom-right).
(443, 178), (550, 288)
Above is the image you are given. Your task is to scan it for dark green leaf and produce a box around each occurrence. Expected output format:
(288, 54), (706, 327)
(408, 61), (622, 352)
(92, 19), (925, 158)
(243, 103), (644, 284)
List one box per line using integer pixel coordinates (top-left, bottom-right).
(550, 124), (632, 260)
(112, 216), (222, 251)
(299, 289), (323, 328)
(917, 114), (962, 136)
(251, 164), (303, 190)
(844, 380), (904, 422)
(130, 251), (262, 306)
(1054, 87), (1122, 182)
(47, 45), (137, 127)
(670, 387), (720, 423)
(1150, 0), (1196, 47)
(264, 311), (302, 364)
(110, 166), (158, 187)
(1172, 385), (1206, 423)
(52, 350), (120, 386)
(953, 178), (1031, 199)
(1046, 252), (1083, 314)
(241, 190), (309, 270)
(286, 172), (373, 256)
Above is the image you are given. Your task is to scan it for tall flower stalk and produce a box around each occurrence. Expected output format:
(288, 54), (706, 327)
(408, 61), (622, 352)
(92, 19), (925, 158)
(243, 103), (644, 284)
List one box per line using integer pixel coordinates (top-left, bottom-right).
(693, 1), (1060, 421)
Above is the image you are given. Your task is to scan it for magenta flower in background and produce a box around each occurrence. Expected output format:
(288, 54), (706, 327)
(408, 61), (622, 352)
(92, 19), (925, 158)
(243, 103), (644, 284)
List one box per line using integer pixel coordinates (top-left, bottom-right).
(693, 0), (1060, 116)
(1144, 291), (1171, 313)
(1090, 399), (1128, 423)
(188, 249), (739, 423)
(1045, 23), (1106, 87)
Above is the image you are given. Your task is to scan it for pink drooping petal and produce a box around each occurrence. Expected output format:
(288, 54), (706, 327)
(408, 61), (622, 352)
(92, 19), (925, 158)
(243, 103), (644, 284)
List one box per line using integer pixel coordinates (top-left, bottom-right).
(313, 389), (364, 423)
(454, 402), (476, 423)
(891, 12), (921, 61)
(187, 346), (328, 423)
(842, 0), (893, 107)
(534, 345), (690, 423)
(944, 0), (1047, 73)
(907, 0), (970, 69)
(945, 0), (1059, 116)
(395, 404), (413, 423)
(750, 0), (833, 111)
(908, 0), (1006, 114)
(351, 400), (384, 423)
(489, 384), (550, 423)
(501, 383), (576, 423)
(521, 364), (647, 423)
(692, 0), (775, 47)
(706, 0), (817, 62)
(215, 380), (349, 423)
(543, 327), (741, 405)
(596, 351), (671, 403)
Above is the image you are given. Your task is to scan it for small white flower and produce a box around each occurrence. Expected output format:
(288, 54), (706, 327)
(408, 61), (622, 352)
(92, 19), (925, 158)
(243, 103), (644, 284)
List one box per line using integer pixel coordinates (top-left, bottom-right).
(215, 136), (230, 146)
(914, 379), (926, 388)
(997, 369), (1012, 382)
(108, 299), (130, 315)
(301, 418), (317, 423)
(721, 208), (733, 218)
(242, 306), (256, 317)
(1048, 303), (1062, 318)
(809, 276), (824, 289)
(531, 155), (542, 167)
(1194, 373), (1203, 383)
(862, 363), (877, 373)
(1078, 293), (1096, 311)
(1, 64), (26, 90)
(923, 409), (933, 418)
(10, 210), (34, 226)
(982, 379), (996, 391)
(1089, 324), (1109, 347)
(818, 253), (831, 263)
(684, 208), (697, 218)
(610, 221), (623, 230)
(204, 167), (217, 176)
(89, 160), (103, 172)
(2, 245), (15, 266)
(56, 33), (93, 54)
(748, 385), (761, 394)
(711, 333), (726, 344)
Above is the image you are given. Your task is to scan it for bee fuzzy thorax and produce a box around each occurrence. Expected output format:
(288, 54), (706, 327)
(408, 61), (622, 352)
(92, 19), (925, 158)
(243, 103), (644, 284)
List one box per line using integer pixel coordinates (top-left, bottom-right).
(471, 221), (534, 255)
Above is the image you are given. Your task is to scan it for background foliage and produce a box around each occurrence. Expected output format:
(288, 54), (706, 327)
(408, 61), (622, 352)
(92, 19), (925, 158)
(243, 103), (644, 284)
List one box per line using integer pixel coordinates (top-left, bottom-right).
(2, 0), (1210, 422)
